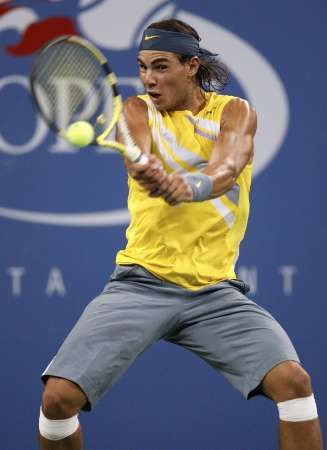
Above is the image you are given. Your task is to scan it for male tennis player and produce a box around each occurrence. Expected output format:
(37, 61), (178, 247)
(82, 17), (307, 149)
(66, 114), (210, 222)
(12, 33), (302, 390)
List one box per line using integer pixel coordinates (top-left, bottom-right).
(38, 19), (323, 450)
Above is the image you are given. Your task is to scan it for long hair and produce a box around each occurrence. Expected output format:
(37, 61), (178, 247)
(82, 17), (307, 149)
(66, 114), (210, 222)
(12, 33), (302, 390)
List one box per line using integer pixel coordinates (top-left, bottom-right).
(146, 19), (230, 92)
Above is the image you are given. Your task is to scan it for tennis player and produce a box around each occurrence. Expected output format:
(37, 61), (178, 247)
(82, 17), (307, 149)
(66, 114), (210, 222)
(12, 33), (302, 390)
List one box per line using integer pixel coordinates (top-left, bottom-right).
(38, 19), (323, 450)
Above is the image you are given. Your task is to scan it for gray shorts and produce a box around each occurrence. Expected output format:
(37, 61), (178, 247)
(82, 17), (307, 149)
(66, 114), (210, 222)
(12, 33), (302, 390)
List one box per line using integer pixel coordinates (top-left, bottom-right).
(42, 265), (300, 411)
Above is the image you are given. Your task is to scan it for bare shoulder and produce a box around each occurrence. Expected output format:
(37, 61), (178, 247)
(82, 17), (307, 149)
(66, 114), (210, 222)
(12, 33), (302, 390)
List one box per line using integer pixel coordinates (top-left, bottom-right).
(222, 97), (255, 116)
(221, 97), (257, 135)
(124, 96), (148, 115)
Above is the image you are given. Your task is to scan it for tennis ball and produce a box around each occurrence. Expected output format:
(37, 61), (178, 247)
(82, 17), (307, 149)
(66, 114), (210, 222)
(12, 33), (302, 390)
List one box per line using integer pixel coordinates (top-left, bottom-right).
(65, 121), (95, 147)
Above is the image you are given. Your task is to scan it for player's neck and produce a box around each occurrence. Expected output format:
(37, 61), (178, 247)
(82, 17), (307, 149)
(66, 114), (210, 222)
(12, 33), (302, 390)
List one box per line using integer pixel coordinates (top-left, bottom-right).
(179, 87), (206, 115)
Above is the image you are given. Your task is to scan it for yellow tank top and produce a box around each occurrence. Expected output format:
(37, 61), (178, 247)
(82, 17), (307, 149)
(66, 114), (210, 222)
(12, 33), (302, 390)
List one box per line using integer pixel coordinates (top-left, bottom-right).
(116, 92), (252, 290)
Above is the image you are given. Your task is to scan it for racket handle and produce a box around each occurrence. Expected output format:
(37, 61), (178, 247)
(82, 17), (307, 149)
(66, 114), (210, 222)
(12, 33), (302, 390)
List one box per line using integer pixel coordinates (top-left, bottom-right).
(133, 152), (148, 165)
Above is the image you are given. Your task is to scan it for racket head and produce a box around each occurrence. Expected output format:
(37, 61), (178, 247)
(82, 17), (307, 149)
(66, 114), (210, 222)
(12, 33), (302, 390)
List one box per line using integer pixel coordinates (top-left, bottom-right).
(30, 35), (121, 145)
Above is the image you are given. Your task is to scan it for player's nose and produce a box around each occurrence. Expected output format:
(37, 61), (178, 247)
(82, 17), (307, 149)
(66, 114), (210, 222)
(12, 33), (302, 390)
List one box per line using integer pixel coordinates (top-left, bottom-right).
(142, 69), (157, 88)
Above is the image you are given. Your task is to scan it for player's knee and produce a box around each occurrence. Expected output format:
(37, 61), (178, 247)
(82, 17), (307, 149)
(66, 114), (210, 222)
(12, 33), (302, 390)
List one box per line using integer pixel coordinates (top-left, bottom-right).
(261, 362), (319, 423)
(41, 377), (87, 419)
(262, 361), (312, 402)
(281, 363), (312, 399)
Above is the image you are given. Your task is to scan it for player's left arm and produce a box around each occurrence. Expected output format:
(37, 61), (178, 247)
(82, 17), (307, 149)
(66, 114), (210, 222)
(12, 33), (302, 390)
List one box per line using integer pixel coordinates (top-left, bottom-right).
(203, 97), (257, 197)
(153, 98), (256, 205)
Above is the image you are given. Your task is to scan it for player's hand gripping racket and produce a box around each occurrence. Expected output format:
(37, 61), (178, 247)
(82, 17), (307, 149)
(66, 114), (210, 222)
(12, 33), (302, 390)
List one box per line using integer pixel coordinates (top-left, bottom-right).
(30, 35), (147, 164)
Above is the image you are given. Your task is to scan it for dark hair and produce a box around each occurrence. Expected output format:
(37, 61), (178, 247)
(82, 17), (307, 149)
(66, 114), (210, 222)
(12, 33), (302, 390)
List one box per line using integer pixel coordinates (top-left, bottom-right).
(146, 19), (229, 92)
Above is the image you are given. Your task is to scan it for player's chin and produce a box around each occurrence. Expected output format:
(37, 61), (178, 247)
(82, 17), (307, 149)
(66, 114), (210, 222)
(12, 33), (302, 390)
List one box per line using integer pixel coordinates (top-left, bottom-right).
(151, 95), (172, 111)
(151, 97), (165, 111)
(155, 102), (176, 112)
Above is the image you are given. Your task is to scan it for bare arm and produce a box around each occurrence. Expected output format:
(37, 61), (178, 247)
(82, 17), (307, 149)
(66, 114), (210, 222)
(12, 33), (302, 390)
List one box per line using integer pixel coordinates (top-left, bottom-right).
(117, 97), (167, 188)
(203, 97), (257, 197)
(119, 96), (152, 155)
(150, 98), (256, 206)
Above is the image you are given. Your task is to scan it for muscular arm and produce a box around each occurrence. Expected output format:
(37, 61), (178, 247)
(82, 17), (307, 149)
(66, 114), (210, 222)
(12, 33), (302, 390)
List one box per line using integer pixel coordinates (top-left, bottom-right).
(120, 96), (152, 155)
(204, 98), (257, 197)
(150, 98), (256, 205)
(118, 97), (167, 188)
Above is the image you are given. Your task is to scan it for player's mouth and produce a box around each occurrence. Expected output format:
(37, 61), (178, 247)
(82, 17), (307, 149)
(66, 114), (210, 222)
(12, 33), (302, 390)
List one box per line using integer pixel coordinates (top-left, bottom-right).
(148, 91), (161, 102)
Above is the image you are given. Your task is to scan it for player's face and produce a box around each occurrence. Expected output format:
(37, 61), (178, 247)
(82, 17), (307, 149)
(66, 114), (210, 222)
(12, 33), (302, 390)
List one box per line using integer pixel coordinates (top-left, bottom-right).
(138, 50), (197, 111)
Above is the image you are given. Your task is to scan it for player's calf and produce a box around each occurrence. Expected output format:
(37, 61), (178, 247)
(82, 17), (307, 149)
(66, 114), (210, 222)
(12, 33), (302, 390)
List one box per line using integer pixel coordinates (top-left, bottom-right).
(262, 361), (323, 449)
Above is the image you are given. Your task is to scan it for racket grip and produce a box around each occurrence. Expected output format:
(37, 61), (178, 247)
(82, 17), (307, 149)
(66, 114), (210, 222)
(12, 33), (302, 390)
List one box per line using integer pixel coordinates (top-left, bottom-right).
(133, 151), (148, 165)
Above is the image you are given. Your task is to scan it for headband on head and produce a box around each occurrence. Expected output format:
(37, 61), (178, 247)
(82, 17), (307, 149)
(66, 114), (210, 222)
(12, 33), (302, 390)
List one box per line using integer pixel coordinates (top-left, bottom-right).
(138, 28), (200, 56)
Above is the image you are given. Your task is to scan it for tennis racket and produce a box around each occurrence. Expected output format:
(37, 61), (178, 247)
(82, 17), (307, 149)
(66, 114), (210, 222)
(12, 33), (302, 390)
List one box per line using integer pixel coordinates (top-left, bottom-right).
(30, 35), (147, 164)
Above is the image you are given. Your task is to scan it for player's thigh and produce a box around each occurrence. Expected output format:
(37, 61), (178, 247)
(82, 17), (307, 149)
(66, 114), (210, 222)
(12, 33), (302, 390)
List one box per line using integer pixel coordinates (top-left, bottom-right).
(167, 281), (300, 399)
(43, 278), (181, 409)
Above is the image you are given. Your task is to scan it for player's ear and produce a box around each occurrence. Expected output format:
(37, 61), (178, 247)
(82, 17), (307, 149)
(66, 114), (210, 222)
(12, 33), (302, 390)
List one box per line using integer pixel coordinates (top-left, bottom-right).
(186, 56), (200, 78)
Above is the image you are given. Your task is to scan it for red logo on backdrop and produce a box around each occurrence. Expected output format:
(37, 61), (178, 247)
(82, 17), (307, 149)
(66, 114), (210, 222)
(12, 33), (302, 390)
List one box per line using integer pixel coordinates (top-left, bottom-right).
(0, 2), (15, 16)
(0, 1), (79, 56)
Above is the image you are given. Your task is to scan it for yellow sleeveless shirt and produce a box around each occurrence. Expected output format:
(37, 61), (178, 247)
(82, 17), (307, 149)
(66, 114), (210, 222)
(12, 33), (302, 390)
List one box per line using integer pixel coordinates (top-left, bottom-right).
(116, 92), (252, 290)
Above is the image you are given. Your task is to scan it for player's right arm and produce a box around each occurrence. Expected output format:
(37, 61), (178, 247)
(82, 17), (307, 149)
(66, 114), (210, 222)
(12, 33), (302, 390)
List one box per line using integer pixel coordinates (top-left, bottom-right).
(122, 96), (151, 155)
(118, 96), (167, 190)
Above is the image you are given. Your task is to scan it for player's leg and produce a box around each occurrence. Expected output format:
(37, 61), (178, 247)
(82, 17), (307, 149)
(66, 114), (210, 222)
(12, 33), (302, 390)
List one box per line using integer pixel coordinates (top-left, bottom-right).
(39, 377), (87, 450)
(38, 265), (182, 450)
(165, 279), (323, 449)
(261, 360), (323, 450)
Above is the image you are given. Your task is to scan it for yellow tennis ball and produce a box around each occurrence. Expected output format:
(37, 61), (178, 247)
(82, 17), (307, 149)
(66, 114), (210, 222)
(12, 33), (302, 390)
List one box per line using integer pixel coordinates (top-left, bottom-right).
(65, 121), (95, 147)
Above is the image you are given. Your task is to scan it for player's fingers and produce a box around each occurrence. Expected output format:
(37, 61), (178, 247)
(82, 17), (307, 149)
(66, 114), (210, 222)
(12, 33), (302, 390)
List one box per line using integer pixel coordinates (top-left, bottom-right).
(137, 170), (169, 195)
(150, 173), (174, 195)
(141, 154), (162, 173)
(164, 187), (184, 204)
(135, 162), (165, 182)
(148, 172), (170, 196)
(153, 173), (184, 199)
(163, 179), (193, 205)
(161, 177), (181, 202)
(128, 154), (162, 180)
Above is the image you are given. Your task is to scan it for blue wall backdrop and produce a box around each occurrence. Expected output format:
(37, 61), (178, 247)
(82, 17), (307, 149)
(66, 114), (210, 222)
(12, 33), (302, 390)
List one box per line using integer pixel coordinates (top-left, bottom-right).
(0, 1), (326, 449)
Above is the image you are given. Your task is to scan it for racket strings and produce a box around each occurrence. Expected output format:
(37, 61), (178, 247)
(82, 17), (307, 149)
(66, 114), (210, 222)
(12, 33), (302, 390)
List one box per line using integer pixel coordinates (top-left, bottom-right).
(33, 42), (113, 132)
